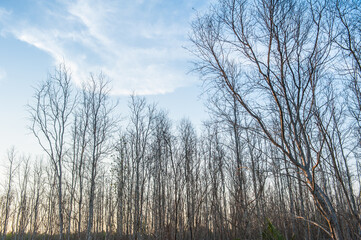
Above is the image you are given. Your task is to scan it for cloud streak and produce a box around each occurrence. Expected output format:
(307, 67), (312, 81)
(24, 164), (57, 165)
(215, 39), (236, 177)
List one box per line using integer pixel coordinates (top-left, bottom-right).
(0, 0), (202, 95)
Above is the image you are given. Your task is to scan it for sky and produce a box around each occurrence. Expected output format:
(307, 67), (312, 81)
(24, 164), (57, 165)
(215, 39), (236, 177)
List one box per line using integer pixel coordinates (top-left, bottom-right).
(0, 0), (212, 160)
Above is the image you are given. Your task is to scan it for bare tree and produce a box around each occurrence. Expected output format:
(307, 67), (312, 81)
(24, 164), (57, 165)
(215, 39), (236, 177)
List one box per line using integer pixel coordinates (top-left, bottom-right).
(16, 155), (31, 240)
(127, 96), (155, 240)
(29, 63), (75, 240)
(84, 74), (117, 240)
(179, 119), (197, 240)
(149, 110), (173, 239)
(73, 84), (91, 239)
(29, 158), (44, 240)
(190, 0), (347, 238)
(332, 0), (361, 235)
(114, 132), (127, 239)
(1, 148), (19, 240)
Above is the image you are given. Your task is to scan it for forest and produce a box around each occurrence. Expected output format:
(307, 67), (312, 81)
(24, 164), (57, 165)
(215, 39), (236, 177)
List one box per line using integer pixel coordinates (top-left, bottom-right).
(1, 0), (361, 239)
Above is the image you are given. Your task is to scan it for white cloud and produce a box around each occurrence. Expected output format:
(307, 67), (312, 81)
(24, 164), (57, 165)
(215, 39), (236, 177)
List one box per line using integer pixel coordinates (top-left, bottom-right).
(0, 0), (199, 95)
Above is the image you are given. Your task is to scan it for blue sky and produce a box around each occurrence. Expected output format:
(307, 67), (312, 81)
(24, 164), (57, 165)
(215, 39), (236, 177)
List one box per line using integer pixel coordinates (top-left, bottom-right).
(0, 0), (211, 158)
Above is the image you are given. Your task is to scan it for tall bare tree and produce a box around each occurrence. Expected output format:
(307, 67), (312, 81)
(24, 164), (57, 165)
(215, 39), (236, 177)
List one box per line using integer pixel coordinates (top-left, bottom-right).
(29, 64), (75, 240)
(1, 148), (19, 240)
(84, 74), (117, 240)
(127, 96), (155, 240)
(29, 158), (43, 240)
(190, 0), (350, 238)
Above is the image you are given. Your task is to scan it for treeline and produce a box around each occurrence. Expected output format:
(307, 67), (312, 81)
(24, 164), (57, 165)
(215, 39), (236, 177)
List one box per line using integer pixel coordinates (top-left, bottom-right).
(1, 0), (361, 239)
(0, 66), (360, 240)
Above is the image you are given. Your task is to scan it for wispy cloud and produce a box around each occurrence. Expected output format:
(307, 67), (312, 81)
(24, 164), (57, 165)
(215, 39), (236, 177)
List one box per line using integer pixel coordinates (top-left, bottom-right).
(0, 0), (203, 95)
(0, 7), (11, 36)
